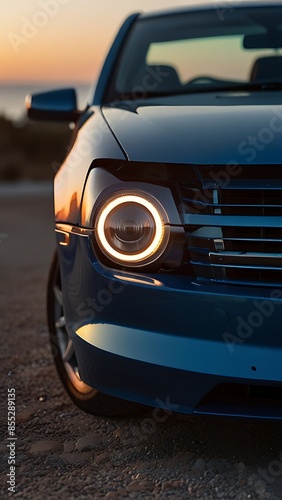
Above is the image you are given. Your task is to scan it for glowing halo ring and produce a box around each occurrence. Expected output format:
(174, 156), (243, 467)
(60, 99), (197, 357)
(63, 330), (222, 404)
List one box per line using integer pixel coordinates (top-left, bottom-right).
(96, 194), (165, 264)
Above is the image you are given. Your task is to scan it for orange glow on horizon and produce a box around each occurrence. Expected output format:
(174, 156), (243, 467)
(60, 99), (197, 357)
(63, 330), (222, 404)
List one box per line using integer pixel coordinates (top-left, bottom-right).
(0, 0), (198, 85)
(0, 27), (108, 84)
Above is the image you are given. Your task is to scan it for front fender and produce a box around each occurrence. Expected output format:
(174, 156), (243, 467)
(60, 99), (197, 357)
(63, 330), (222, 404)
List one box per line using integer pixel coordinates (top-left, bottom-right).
(54, 108), (126, 225)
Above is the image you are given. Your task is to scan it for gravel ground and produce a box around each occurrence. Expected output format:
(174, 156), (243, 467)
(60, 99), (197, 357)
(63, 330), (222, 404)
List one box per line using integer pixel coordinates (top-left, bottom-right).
(0, 188), (282, 499)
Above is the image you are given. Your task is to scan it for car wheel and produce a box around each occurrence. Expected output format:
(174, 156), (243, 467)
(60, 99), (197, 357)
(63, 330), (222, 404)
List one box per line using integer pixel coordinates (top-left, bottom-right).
(47, 251), (147, 416)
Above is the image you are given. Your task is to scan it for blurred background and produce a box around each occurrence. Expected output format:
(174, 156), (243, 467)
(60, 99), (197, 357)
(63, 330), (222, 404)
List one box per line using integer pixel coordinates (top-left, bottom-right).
(0, 0), (198, 183)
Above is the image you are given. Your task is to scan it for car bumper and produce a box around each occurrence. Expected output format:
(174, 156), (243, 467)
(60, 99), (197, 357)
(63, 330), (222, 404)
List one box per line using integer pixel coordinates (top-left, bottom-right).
(60, 236), (282, 419)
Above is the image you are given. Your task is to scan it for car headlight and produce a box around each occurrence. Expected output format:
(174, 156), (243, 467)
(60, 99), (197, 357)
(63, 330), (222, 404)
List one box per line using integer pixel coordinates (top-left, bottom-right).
(95, 193), (170, 267)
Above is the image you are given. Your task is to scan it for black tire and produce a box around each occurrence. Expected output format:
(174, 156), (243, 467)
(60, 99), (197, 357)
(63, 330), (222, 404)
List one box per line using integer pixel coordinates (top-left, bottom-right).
(47, 251), (147, 416)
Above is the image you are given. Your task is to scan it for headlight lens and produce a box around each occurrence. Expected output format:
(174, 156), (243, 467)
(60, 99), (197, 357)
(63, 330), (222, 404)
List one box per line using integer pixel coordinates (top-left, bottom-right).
(95, 194), (169, 266)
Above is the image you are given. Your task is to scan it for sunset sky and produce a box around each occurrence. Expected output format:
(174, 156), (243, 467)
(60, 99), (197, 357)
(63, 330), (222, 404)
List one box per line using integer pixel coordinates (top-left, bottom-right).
(1, 0), (208, 84)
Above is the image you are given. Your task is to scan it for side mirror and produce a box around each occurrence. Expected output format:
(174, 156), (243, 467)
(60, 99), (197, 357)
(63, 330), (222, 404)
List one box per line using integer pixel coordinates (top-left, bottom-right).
(26, 88), (81, 122)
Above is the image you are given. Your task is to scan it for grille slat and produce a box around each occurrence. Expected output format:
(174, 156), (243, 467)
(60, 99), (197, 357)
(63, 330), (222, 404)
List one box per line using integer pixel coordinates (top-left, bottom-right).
(184, 214), (282, 228)
(192, 261), (282, 271)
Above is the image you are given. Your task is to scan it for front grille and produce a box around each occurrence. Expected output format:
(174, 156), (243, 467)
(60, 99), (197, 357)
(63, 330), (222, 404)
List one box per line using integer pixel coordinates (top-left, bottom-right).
(181, 165), (282, 287)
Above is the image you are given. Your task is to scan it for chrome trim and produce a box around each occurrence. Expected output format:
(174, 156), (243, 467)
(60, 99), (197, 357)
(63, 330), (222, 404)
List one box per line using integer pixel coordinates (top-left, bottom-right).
(56, 224), (94, 237)
(189, 235), (282, 243)
(192, 261), (282, 272)
(113, 273), (163, 287)
(55, 230), (70, 247)
(209, 251), (282, 267)
(184, 215), (282, 227)
(212, 191), (226, 279)
(184, 199), (282, 209)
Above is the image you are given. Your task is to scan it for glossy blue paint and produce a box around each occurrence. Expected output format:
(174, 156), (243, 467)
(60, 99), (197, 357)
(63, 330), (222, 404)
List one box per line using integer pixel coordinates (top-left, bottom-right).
(54, 108), (126, 225)
(73, 339), (282, 419)
(76, 322), (281, 380)
(55, 221), (282, 418)
(103, 103), (282, 165)
(26, 88), (79, 122)
(57, 234), (282, 418)
(49, 3), (282, 418)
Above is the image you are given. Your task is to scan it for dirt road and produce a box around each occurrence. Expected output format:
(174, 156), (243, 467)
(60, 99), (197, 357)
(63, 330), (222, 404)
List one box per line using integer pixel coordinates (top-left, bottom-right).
(0, 187), (282, 499)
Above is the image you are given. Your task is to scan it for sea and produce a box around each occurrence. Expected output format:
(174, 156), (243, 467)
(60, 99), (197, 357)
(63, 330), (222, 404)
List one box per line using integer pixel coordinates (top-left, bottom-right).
(0, 82), (95, 122)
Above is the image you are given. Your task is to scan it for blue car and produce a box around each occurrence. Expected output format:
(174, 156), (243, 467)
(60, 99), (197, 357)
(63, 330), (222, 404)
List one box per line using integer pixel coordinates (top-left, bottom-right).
(27, 1), (282, 418)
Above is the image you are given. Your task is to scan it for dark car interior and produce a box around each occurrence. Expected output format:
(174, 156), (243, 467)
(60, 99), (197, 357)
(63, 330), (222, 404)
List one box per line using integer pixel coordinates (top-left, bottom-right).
(250, 55), (282, 81)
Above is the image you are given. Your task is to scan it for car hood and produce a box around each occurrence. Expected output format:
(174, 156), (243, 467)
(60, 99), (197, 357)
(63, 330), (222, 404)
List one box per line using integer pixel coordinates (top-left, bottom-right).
(103, 102), (282, 165)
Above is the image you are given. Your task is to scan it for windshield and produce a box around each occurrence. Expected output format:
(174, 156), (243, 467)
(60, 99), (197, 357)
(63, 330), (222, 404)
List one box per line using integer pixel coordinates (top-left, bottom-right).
(106, 6), (282, 101)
